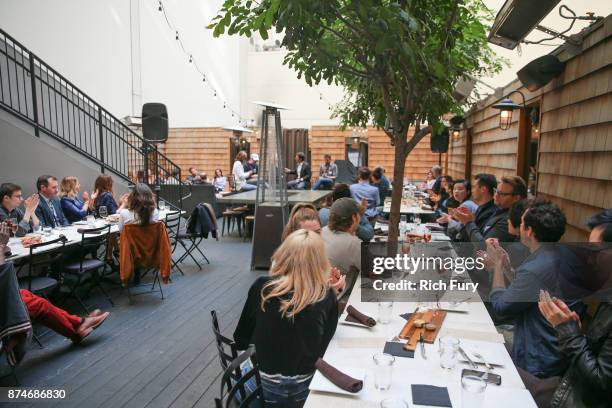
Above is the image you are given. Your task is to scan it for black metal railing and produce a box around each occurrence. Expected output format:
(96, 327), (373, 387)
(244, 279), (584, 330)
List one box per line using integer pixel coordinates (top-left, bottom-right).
(0, 28), (184, 209)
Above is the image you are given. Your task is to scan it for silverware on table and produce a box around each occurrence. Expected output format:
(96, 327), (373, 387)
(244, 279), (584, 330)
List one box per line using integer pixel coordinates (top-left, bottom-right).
(458, 346), (477, 368)
(470, 350), (493, 370)
(419, 333), (427, 360)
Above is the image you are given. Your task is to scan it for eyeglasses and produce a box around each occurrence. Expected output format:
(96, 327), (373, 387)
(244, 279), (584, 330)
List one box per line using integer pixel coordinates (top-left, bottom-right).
(494, 190), (514, 197)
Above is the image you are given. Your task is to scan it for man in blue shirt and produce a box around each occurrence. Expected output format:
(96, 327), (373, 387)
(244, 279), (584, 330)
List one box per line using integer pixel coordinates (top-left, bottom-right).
(0, 183), (40, 237)
(350, 167), (380, 218)
(489, 200), (585, 378)
(35, 175), (69, 228)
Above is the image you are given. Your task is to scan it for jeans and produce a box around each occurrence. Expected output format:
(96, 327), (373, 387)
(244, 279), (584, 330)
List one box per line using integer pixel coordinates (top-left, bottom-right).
(312, 178), (333, 190)
(261, 373), (312, 407)
(240, 183), (257, 191)
(287, 180), (306, 190)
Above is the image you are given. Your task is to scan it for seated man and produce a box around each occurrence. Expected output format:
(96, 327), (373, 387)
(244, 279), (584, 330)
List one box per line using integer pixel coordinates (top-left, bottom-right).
(489, 200), (585, 378)
(451, 173), (497, 242)
(312, 154), (338, 190)
(370, 167), (390, 206)
(35, 175), (69, 228)
(0, 223), (109, 344)
(284, 152), (311, 190)
(0, 183), (40, 237)
(244, 153), (259, 186)
(350, 167), (380, 219)
(186, 167), (199, 184)
(320, 183), (374, 242)
(321, 198), (362, 273)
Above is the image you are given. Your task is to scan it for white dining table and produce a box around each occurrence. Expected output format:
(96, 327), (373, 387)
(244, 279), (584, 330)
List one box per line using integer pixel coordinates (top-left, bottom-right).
(5, 209), (182, 261)
(305, 239), (536, 407)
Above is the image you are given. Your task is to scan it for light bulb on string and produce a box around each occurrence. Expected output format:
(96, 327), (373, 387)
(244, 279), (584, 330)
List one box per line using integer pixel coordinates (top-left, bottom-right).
(202, 76), (206, 82)
(213, 91), (217, 97)
(158, 1), (162, 11)
(175, 31), (179, 40)
(189, 55), (193, 63)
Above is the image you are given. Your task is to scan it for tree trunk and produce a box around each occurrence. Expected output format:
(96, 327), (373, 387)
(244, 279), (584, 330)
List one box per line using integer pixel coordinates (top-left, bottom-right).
(387, 133), (408, 254)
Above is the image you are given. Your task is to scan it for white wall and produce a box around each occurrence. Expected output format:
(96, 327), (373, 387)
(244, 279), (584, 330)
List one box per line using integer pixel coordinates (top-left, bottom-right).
(0, 0), (242, 127)
(242, 50), (344, 129)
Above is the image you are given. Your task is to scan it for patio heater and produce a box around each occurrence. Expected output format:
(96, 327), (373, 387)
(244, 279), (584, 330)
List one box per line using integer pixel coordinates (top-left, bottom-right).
(250, 101), (290, 269)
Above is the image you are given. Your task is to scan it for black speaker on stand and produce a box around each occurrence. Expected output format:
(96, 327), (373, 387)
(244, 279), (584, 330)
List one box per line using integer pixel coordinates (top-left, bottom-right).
(141, 103), (169, 205)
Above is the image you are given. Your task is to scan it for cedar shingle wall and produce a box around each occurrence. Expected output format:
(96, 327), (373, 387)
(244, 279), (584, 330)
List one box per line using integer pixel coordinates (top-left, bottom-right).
(448, 15), (612, 241)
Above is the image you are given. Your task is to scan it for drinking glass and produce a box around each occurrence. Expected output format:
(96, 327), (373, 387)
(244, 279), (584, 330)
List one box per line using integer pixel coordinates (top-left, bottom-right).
(158, 200), (166, 211)
(377, 302), (393, 324)
(9, 218), (18, 235)
(99, 206), (108, 219)
(438, 336), (460, 369)
(42, 226), (53, 236)
(380, 399), (408, 408)
(372, 353), (395, 391)
(86, 215), (96, 227)
(461, 375), (487, 408)
(414, 214), (421, 226)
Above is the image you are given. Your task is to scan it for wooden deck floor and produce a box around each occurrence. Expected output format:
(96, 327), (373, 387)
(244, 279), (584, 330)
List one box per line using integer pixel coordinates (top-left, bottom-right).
(7, 235), (264, 408)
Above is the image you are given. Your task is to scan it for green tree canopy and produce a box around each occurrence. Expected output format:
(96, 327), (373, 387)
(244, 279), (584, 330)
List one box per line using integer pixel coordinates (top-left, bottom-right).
(210, 0), (503, 242)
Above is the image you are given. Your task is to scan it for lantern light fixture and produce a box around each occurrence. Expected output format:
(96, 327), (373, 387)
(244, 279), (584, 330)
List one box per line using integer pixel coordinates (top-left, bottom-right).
(492, 90), (526, 130)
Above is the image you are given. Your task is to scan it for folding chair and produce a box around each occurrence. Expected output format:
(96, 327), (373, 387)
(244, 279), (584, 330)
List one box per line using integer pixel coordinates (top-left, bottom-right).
(214, 345), (265, 408)
(17, 235), (66, 348)
(164, 210), (184, 276)
(62, 225), (114, 313)
(178, 206), (212, 270)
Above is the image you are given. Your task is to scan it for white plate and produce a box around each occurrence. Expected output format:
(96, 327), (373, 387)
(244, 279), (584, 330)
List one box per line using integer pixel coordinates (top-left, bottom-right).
(458, 340), (506, 366)
(73, 221), (89, 225)
(309, 367), (365, 396)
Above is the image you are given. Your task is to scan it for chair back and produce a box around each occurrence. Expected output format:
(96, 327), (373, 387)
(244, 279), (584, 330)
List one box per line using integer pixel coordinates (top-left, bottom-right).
(22, 235), (67, 291)
(214, 345), (265, 408)
(164, 211), (181, 246)
(75, 224), (111, 269)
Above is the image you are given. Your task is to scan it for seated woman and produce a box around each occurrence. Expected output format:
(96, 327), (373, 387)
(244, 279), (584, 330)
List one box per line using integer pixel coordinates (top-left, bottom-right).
(118, 183), (159, 232)
(59, 176), (91, 223)
(234, 229), (339, 407)
(213, 168), (227, 193)
(436, 179), (477, 236)
(90, 174), (128, 216)
(232, 151), (256, 192)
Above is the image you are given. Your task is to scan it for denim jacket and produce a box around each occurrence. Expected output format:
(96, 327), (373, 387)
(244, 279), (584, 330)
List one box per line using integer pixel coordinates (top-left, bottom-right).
(490, 244), (585, 378)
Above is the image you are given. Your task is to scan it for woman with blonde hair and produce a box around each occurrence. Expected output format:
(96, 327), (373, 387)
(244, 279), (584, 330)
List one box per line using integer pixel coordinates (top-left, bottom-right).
(232, 150), (256, 192)
(234, 229), (339, 406)
(59, 176), (91, 223)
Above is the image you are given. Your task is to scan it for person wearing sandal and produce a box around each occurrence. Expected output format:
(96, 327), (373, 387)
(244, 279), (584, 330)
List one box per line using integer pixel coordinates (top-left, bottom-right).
(234, 229), (339, 407)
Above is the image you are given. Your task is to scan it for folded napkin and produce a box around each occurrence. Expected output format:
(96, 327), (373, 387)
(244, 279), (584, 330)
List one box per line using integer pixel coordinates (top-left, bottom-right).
(346, 305), (376, 327)
(315, 358), (363, 393)
(411, 384), (452, 407)
(383, 341), (414, 358)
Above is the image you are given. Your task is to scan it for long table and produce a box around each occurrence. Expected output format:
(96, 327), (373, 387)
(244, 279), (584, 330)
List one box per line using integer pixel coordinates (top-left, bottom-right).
(305, 236), (536, 407)
(217, 190), (332, 206)
(5, 210), (180, 261)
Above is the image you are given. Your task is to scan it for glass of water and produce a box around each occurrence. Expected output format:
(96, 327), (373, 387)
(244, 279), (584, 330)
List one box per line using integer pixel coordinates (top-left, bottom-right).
(99, 206), (108, 219)
(372, 353), (395, 391)
(158, 200), (166, 211)
(438, 336), (460, 369)
(462, 375), (487, 407)
(377, 302), (393, 324)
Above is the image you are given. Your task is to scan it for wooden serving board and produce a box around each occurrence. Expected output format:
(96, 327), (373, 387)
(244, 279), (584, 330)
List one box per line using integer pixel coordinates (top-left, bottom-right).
(398, 309), (447, 351)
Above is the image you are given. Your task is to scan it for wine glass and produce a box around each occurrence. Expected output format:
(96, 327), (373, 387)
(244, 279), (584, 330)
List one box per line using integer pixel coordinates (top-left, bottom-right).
(99, 206), (108, 219)
(9, 218), (18, 236)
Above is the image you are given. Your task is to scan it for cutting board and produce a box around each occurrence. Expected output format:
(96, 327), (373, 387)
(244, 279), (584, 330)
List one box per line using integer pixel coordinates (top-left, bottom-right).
(398, 309), (447, 351)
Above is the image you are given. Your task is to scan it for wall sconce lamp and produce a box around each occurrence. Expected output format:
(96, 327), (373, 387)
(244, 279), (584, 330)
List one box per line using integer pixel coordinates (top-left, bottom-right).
(493, 90), (526, 130)
(449, 115), (465, 137)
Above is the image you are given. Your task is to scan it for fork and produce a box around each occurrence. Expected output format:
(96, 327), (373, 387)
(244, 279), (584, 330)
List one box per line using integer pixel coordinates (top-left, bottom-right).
(470, 350), (493, 370)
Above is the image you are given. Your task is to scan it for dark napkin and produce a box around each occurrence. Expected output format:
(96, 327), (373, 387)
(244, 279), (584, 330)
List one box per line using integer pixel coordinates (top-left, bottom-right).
(400, 313), (413, 321)
(315, 358), (363, 393)
(383, 341), (414, 358)
(345, 305), (376, 327)
(411, 384), (452, 407)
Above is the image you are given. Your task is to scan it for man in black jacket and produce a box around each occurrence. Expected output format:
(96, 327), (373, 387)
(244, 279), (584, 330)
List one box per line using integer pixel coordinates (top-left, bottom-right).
(454, 175), (527, 247)
(35, 175), (69, 228)
(285, 152), (311, 189)
(451, 173), (497, 242)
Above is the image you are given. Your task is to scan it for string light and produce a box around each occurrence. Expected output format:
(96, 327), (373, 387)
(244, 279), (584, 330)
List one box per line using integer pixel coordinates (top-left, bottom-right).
(154, 0), (243, 123)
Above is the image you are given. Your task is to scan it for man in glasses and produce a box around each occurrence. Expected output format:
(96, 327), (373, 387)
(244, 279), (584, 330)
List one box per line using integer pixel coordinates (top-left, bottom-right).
(454, 175), (527, 246)
(0, 183), (40, 237)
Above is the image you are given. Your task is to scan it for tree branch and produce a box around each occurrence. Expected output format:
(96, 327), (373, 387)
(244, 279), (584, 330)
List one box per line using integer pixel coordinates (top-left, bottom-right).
(404, 125), (432, 156)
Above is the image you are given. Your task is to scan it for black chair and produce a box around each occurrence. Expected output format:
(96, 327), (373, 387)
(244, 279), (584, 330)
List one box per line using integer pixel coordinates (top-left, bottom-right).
(164, 210), (184, 276)
(177, 206), (212, 270)
(17, 235), (67, 348)
(213, 344), (265, 408)
(62, 225), (113, 313)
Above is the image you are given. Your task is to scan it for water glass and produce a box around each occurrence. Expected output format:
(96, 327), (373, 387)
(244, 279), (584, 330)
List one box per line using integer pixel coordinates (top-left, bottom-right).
(99, 206), (108, 219)
(380, 399), (408, 408)
(377, 302), (393, 324)
(438, 336), (460, 369)
(42, 226), (53, 236)
(414, 215), (421, 226)
(372, 353), (395, 391)
(462, 375), (487, 407)
(86, 215), (96, 227)
(158, 200), (166, 211)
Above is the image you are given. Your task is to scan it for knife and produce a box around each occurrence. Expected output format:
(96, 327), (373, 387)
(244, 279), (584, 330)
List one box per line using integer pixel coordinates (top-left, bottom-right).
(458, 346), (477, 368)
(419, 333), (427, 360)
